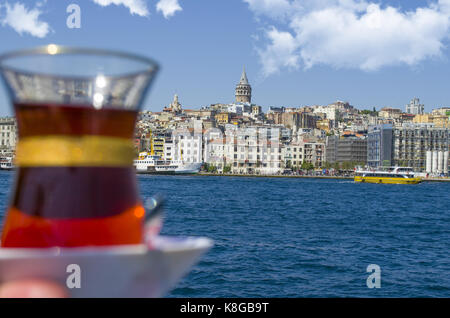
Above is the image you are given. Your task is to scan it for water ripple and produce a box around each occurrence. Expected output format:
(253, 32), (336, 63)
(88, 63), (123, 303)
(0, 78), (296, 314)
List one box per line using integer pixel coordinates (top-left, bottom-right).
(0, 172), (448, 297)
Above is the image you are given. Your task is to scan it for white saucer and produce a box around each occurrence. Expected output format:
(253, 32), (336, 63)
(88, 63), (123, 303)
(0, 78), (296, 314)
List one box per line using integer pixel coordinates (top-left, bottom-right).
(0, 236), (213, 297)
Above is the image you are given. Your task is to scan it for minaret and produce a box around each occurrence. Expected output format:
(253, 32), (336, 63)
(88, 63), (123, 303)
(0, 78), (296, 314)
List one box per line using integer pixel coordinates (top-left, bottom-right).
(235, 66), (252, 104)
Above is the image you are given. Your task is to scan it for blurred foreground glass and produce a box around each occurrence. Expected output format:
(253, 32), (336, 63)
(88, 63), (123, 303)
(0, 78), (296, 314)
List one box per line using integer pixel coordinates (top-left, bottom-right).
(0, 45), (158, 247)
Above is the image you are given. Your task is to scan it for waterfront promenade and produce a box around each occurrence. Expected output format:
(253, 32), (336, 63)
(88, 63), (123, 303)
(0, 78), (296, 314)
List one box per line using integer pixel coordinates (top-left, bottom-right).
(197, 172), (450, 182)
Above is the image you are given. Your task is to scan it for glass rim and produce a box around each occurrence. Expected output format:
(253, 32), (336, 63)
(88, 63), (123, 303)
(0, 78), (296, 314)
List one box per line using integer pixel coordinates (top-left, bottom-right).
(0, 44), (160, 79)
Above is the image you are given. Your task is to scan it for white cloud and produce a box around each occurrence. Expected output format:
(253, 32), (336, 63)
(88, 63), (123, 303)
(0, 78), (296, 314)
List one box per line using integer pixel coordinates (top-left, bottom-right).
(245, 0), (450, 76)
(92, 0), (149, 17)
(243, 0), (294, 20)
(0, 2), (50, 38)
(257, 27), (300, 77)
(156, 0), (182, 19)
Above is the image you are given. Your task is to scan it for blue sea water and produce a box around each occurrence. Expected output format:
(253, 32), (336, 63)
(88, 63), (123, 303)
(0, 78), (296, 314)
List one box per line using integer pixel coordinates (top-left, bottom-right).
(0, 171), (449, 297)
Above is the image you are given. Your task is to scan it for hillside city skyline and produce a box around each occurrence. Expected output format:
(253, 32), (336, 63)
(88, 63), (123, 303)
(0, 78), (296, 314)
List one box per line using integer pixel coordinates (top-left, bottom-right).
(136, 69), (435, 114)
(2, 1), (450, 113)
(0, 66), (439, 116)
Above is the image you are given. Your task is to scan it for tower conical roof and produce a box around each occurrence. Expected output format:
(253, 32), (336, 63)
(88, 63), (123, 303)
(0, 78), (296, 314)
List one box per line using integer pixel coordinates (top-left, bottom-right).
(239, 66), (249, 85)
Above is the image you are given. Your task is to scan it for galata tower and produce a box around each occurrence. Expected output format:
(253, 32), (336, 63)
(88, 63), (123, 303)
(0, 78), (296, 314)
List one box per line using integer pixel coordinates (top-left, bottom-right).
(235, 66), (252, 103)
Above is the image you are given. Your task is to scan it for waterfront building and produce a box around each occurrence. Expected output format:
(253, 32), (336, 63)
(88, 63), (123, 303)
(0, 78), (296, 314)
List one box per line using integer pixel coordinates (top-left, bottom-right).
(282, 140), (325, 169)
(203, 127), (224, 155)
(405, 97), (424, 115)
(325, 136), (337, 163)
(425, 149), (449, 174)
(152, 135), (165, 158)
(0, 118), (17, 150)
(282, 142), (303, 169)
(172, 128), (203, 163)
(326, 135), (367, 164)
(164, 140), (174, 160)
(224, 126), (282, 174)
(204, 134), (226, 172)
(367, 124), (393, 167)
(392, 123), (449, 171)
(283, 137), (324, 168)
(235, 67), (252, 104)
(302, 141), (325, 168)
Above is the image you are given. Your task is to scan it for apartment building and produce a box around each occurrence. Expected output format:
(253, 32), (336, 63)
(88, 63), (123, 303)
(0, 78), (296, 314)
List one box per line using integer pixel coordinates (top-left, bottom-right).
(0, 118), (16, 149)
(393, 123), (449, 171)
(326, 135), (367, 164)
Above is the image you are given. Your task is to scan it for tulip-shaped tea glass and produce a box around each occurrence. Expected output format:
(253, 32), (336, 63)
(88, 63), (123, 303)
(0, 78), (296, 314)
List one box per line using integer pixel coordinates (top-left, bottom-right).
(0, 45), (158, 247)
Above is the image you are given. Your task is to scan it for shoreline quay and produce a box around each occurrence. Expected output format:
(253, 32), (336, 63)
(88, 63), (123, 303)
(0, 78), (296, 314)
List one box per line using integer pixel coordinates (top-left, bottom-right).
(198, 173), (352, 180)
(196, 173), (450, 182)
(1, 169), (448, 182)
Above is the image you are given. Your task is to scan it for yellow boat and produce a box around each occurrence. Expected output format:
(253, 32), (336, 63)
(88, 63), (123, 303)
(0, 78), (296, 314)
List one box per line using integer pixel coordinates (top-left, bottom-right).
(354, 167), (422, 184)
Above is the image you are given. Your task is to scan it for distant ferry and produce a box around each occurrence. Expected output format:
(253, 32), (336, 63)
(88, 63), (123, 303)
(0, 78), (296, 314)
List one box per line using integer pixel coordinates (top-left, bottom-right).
(354, 167), (422, 184)
(133, 153), (202, 174)
(0, 157), (14, 170)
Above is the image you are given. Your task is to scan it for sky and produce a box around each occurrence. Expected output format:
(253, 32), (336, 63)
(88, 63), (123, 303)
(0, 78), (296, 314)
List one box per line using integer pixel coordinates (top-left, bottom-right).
(1, 0), (450, 115)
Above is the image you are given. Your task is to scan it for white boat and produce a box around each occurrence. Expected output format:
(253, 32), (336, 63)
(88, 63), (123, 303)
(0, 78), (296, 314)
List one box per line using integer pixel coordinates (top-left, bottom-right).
(134, 153), (202, 174)
(0, 157), (14, 170)
(354, 166), (422, 184)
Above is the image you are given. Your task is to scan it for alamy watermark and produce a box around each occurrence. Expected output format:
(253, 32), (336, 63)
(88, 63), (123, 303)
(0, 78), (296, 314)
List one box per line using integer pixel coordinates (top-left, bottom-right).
(66, 4), (81, 29)
(66, 264), (81, 289)
(366, 264), (381, 289)
(62, 262), (381, 291)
